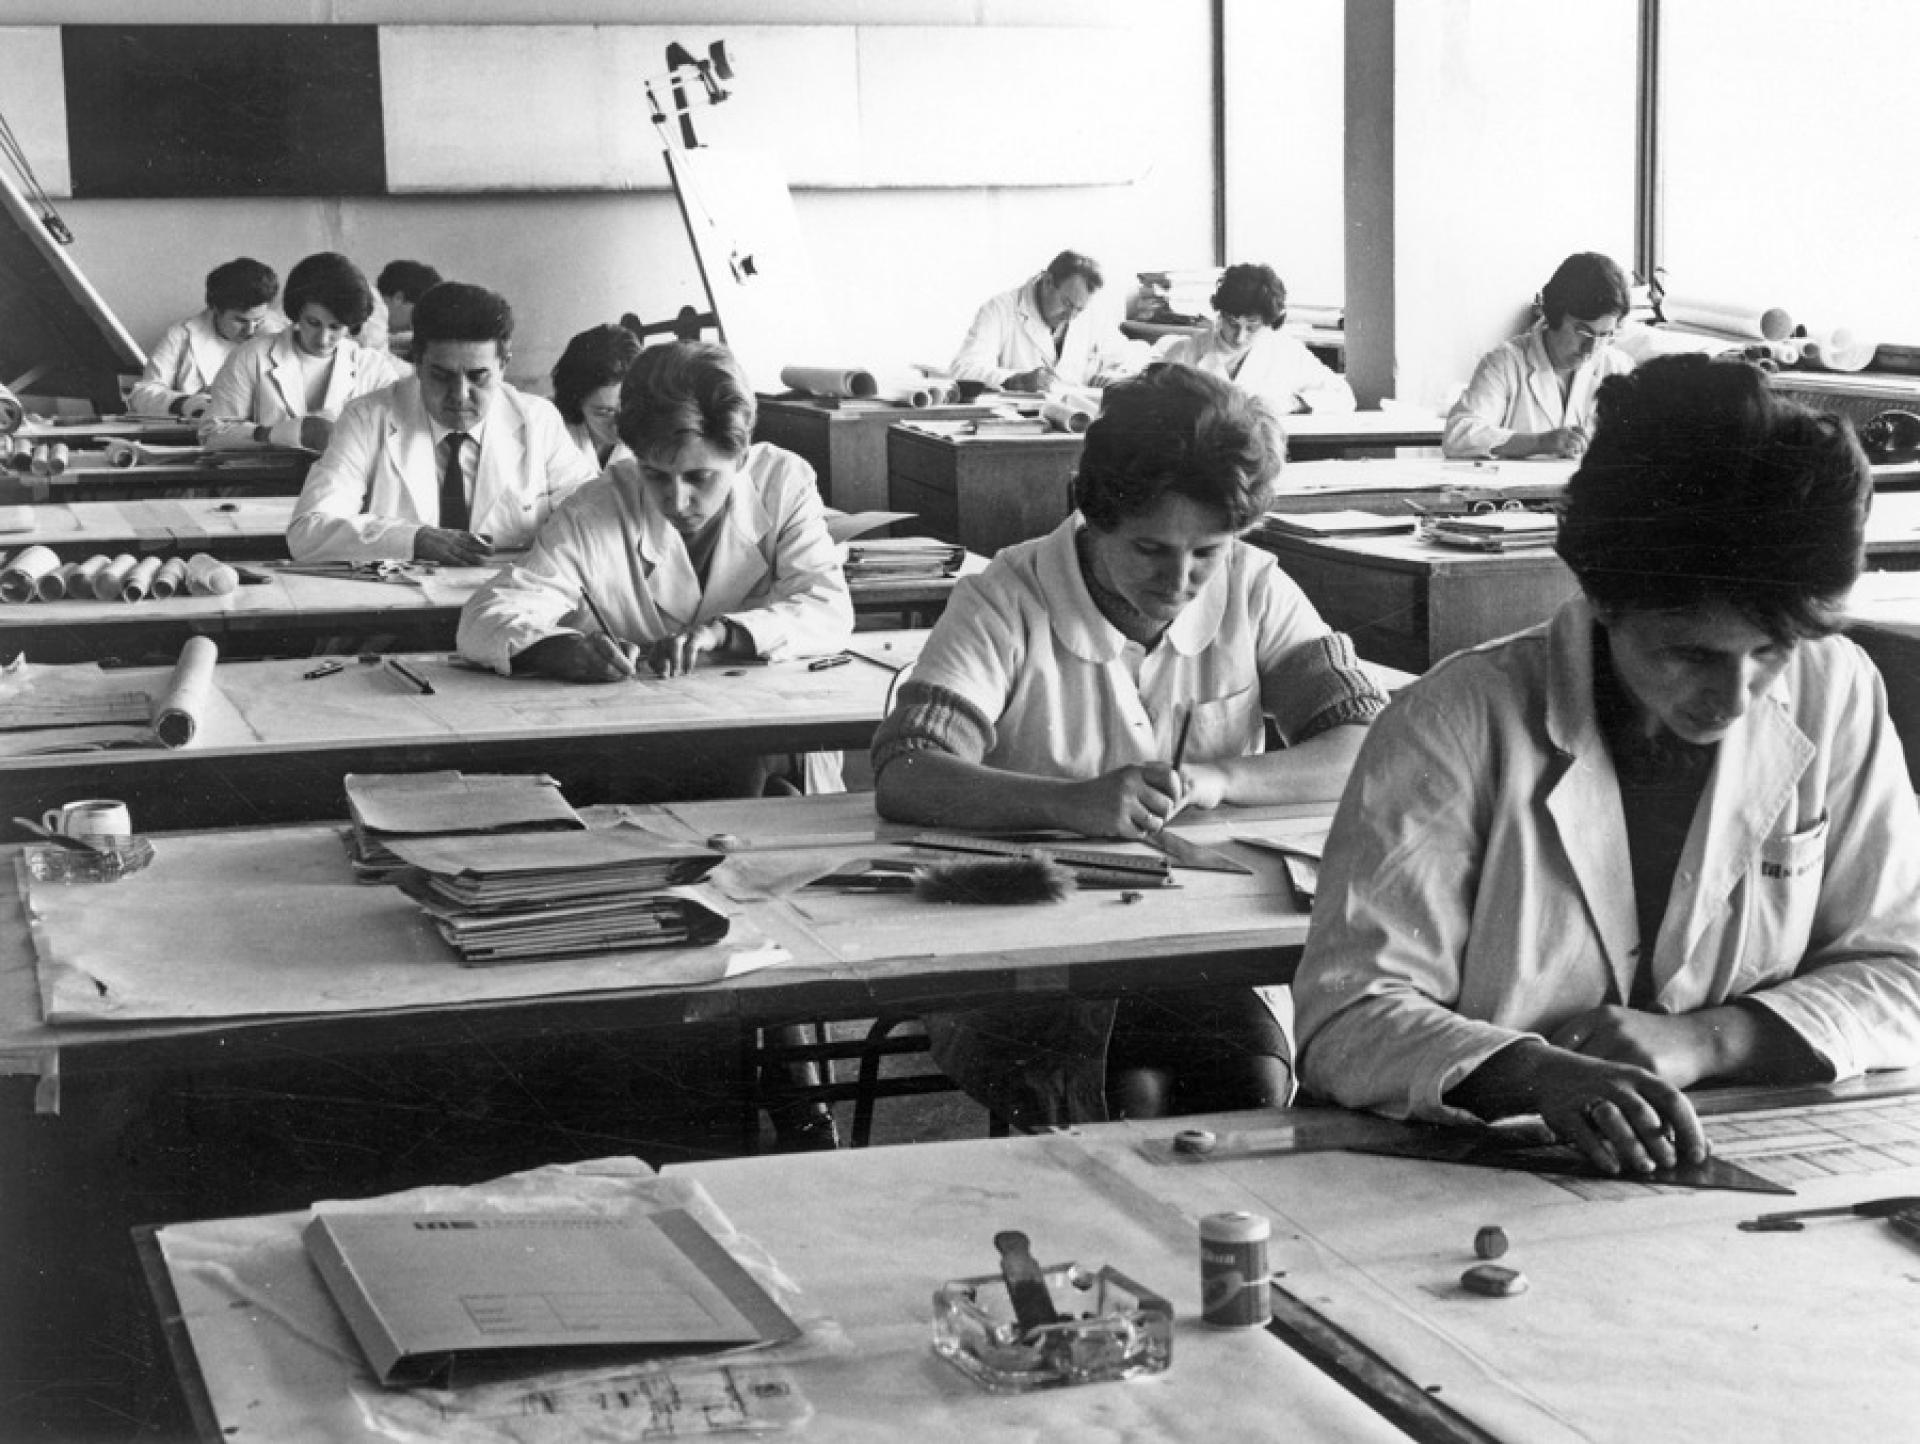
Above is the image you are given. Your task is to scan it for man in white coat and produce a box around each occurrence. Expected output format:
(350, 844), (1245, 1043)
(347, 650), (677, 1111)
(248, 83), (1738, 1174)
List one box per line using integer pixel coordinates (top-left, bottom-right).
(950, 250), (1144, 392)
(127, 257), (285, 419)
(287, 282), (597, 565)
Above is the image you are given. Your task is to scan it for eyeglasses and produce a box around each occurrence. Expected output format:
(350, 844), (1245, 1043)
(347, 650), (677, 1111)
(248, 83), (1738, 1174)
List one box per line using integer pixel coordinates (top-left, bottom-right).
(1570, 320), (1619, 345)
(1220, 314), (1269, 334)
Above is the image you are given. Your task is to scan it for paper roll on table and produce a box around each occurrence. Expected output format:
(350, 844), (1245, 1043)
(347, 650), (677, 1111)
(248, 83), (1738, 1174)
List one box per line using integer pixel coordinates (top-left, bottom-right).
(1041, 398), (1095, 434)
(30, 442), (70, 477)
(152, 635), (218, 748)
(186, 552), (238, 596)
(6, 437), (37, 472)
(1662, 295), (1796, 343)
(92, 553), (138, 600)
(1799, 327), (1879, 373)
(781, 366), (879, 400)
(150, 556), (188, 600)
(0, 545), (61, 603)
(105, 439), (206, 468)
(0, 383), (22, 437)
(119, 555), (164, 604)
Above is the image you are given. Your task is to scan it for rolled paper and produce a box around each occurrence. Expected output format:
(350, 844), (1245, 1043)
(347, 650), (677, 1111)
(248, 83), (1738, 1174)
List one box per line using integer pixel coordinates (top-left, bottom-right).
(41, 441), (69, 476)
(150, 555), (188, 599)
(1771, 340), (1801, 366)
(1041, 399), (1094, 434)
(119, 555), (163, 603)
(37, 562), (81, 602)
(0, 544), (61, 603)
(152, 634), (218, 749)
(1662, 295), (1795, 343)
(105, 439), (140, 468)
(179, 394), (211, 420)
(1802, 327), (1879, 373)
(92, 552), (138, 600)
(185, 552), (238, 596)
(780, 366), (879, 399)
(71, 554), (110, 593)
(877, 384), (934, 408)
(29, 443), (54, 476)
(0, 381), (22, 436)
(6, 437), (33, 472)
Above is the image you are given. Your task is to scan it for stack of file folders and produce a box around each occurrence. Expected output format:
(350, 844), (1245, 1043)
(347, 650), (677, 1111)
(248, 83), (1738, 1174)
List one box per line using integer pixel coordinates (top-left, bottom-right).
(343, 770), (585, 883)
(1424, 510), (1560, 552)
(387, 830), (729, 965)
(843, 536), (966, 584)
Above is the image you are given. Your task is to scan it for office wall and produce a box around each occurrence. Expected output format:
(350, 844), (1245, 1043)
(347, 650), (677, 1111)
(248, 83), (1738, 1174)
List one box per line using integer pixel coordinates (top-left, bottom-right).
(1345, 0), (1639, 410)
(4, 1), (1217, 389)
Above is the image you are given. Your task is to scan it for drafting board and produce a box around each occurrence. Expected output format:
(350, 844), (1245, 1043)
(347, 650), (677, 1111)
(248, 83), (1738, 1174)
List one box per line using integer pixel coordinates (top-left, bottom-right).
(0, 167), (143, 412)
(665, 147), (829, 392)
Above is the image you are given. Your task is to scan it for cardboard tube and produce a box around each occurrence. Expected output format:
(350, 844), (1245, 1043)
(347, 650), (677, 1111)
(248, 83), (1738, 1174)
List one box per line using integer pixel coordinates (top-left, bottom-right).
(152, 635), (218, 748)
(92, 553), (138, 600)
(1042, 399), (1094, 434)
(150, 556), (188, 599)
(1802, 327), (1879, 373)
(780, 366), (878, 399)
(29, 443), (54, 477)
(0, 545), (60, 603)
(5, 438), (32, 473)
(39, 561), (83, 602)
(0, 382), (21, 436)
(185, 552), (238, 596)
(119, 555), (163, 603)
(71, 555), (110, 594)
(41, 442), (68, 476)
(105, 439), (140, 468)
(1663, 296), (1795, 343)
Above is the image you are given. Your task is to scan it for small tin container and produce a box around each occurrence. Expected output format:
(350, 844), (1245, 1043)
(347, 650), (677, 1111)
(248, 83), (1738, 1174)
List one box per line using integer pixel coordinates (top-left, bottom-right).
(1199, 1211), (1271, 1328)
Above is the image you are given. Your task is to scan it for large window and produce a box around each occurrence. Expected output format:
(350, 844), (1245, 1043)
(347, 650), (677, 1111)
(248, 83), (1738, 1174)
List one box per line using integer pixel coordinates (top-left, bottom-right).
(1659, 0), (1920, 343)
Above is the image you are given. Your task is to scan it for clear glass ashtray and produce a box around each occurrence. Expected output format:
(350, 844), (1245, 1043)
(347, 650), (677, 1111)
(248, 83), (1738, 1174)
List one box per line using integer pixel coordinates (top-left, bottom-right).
(932, 1262), (1173, 1392)
(23, 835), (156, 884)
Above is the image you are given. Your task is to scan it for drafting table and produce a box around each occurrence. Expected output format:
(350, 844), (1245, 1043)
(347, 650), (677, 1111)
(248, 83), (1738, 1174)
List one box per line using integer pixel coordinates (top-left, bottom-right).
(1255, 486), (1920, 672)
(0, 496), (294, 561)
(887, 411), (1449, 556)
(2, 455), (314, 503)
(0, 638), (919, 828)
(0, 554), (985, 664)
(129, 1075), (1920, 1441)
(753, 393), (997, 512)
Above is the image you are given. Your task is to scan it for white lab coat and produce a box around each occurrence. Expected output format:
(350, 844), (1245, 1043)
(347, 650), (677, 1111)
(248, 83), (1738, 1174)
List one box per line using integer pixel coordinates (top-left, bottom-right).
(564, 420), (633, 473)
(127, 308), (287, 417)
(457, 442), (852, 675)
(1155, 326), (1356, 416)
(200, 330), (406, 450)
(949, 278), (1143, 389)
(287, 378), (598, 563)
(1442, 323), (1634, 459)
(1295, 597), (1920, 1121)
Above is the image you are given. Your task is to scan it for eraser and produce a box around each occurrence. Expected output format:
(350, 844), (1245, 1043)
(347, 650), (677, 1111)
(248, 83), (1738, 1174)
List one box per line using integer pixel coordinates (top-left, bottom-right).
(1461, 1264), (1528, 1297)
(1174, 1129), (1218, 1156)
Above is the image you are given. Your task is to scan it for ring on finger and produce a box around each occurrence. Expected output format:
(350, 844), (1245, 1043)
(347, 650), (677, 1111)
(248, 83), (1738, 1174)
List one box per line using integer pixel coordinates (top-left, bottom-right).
(1581, 1098), (1612, 1129)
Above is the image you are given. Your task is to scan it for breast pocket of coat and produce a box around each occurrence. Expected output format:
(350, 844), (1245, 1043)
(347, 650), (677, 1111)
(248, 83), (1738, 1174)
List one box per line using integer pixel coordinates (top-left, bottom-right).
(1186, 684), (1264, 759)
(1738, 816), (1831, 982)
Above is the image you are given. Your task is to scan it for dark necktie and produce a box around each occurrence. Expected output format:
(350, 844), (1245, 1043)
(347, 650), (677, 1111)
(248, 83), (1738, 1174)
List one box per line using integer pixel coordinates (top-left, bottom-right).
(440, 432), (471, 530)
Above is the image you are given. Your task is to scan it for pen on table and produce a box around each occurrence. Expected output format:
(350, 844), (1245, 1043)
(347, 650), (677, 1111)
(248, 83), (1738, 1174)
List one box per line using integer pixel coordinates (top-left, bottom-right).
(808, 652), (852, 671)
(302, 659), (344, 680)
(384, 657), (435, 695)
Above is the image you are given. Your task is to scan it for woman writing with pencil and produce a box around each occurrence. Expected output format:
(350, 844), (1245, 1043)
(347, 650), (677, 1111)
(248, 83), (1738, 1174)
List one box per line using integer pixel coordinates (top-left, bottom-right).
(872, 363), (1387, 1126)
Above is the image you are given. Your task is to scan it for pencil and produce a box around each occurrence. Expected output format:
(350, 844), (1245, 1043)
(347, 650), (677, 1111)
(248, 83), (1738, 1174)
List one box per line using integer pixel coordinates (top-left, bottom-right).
(1171, 706), (1194, 769)
(578, 584), (614, 637)
(384, 657), (435, 695)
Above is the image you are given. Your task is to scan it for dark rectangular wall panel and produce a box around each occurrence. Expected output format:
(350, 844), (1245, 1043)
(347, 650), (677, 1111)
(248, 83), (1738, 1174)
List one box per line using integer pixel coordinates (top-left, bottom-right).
(62, 25), (386, 198)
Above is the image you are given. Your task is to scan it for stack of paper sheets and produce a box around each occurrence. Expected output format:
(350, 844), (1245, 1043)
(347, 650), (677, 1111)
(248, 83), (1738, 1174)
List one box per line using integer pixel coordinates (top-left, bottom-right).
(1426, 511), (1560, 552)
(1260, 509), (1418, 540)
(344, 770), (586, 883)
(843, 537), (965, 583)
(388, 830), (728, 965)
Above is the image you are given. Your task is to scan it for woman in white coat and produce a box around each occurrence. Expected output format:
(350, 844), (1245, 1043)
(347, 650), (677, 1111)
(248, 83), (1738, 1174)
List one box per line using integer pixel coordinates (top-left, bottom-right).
(1297, 355), (1920, 1176)
(1155, 262), (1354, 416)
(872, 363), (1388, 1127)
(551, 323), (642, 471)
(1443, 251), (1635, 460)
(199, 252), (404, 452)
(127, 257), (284, 418)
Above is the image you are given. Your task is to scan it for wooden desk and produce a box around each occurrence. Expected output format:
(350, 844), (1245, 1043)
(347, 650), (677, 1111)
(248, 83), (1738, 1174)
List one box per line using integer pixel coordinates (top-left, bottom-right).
(1257, 489), (1920, 673)
(131, 1078), (1920, 1442)
(0, 496), (294, 561)
(889, 413), (1449, 556)
(0, 642), (918, 828)
(0, 794), (1326, 1089)
(0, 556), (981, 664)
(754, 395), (996, 512)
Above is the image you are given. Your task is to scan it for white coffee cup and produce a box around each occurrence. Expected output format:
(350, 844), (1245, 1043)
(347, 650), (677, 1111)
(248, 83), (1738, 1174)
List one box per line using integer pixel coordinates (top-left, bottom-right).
(42, 798), (132, 840)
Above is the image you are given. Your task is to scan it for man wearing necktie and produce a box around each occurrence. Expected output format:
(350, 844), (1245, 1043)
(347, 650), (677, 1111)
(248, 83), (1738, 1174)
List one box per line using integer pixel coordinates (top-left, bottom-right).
(287, 282), (597, 564)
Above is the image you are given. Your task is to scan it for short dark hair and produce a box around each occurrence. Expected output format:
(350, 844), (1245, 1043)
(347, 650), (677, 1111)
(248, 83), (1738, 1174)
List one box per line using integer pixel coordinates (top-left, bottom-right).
(1045, 250), (1104, 291)
(408, 282), (514, 360)
(1540, 251), (1631, 328)
(376, 259), (443, 304)
(1211, 263), (1287, 327)
(205, 257), (278, 313)
(1557, 354), (1869, 642)
(551, 324), (646, 424)
(617, 341), (756, 459)
(282, 252), (375, 331)
(1073, 362), (1280, 533)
